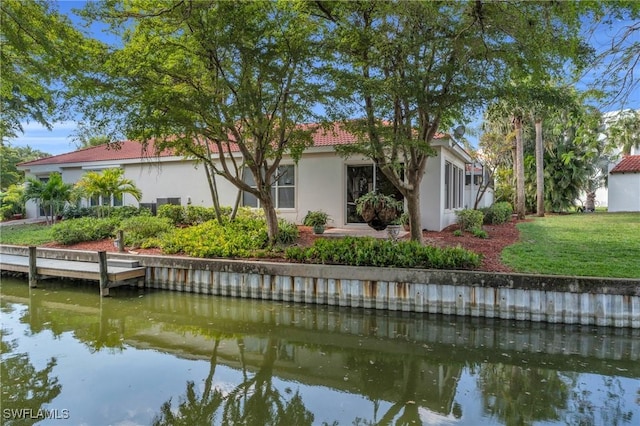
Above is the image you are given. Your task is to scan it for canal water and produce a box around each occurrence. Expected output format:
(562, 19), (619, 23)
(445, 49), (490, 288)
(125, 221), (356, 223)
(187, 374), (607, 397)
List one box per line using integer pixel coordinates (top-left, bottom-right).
(1, 278), (639, 426)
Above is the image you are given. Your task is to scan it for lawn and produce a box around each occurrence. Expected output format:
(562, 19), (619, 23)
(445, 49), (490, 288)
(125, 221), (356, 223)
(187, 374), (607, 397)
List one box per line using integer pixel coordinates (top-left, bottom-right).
(0, 223), (54, 246)
(501, 212), (640, 279)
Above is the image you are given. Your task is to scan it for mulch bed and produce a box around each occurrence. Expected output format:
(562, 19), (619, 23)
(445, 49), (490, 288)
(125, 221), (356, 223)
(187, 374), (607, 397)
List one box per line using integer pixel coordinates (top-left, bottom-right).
(42, 220), (525, 273)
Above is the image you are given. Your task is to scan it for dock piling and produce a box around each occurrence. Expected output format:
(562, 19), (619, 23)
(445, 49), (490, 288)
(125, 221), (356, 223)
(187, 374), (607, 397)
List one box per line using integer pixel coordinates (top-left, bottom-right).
(98, 251), (109, 297)
(28, 246), (38, 288)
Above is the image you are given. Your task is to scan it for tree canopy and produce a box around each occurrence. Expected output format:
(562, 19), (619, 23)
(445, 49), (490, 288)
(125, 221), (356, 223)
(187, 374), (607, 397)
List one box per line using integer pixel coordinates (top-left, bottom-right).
(78, 0), (324, 243)
(315, 1), (591, 240)
(0, 0), (95, 142)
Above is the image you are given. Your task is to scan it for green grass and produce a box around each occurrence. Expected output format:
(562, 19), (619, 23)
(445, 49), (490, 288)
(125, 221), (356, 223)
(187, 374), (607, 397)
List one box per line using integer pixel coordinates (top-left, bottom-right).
(0, 223), (54, 246)
(501, 212), (640, 279)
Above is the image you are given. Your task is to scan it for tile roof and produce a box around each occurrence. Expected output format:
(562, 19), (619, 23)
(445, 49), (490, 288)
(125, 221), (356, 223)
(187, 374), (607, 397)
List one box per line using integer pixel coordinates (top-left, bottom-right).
(19, 123), (449, 167)
(18, 140), (168, 167)
(610, 155), (640, 174)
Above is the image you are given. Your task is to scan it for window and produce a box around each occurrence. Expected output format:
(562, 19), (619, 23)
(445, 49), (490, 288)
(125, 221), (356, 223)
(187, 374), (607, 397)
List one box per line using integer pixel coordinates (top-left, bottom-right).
(465, 163), (484, 186)
(242, 165), (295, 209)
(89, 194), (122, 207)
(445, 161), (463, 209)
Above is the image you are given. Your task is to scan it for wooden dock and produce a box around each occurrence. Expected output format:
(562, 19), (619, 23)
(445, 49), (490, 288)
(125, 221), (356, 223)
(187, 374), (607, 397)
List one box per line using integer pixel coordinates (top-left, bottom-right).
(0, 248), (146, 296)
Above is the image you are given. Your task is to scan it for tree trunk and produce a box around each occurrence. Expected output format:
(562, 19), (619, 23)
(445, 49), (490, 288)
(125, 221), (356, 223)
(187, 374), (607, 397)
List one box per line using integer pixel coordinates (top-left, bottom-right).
(535, 118), (545, 217)
(260, 197), (279, 245)
(585, 191), (596, 212)
(231, 189), (241, 221)
(204, 162), (224, 223)
(514, 116), (526, 219)
(406, 188), (423, 243)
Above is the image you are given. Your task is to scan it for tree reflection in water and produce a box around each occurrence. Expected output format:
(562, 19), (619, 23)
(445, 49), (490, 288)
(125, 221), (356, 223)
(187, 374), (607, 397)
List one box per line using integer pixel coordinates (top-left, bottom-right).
(1, 324), (62, 426)
(152, 337), (314, 426)
(478, 363), (568, 424)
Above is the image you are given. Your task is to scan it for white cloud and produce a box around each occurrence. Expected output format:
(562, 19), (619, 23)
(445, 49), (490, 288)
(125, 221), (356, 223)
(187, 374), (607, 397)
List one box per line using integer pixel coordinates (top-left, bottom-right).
(8, 121), (79, 155)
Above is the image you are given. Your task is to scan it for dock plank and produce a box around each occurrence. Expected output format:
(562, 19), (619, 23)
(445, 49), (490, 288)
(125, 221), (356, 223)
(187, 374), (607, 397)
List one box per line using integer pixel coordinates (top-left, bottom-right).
(0, 253), (146, 285)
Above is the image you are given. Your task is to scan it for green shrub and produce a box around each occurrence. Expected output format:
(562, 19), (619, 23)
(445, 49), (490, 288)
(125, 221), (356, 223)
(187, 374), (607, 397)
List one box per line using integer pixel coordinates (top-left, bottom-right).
(157, 204), (184, 225)
(471, 227), (488, 239)
(453, 229), (463, 237)
(455, 209), (484, 232)
(482, 202), (513, 225)
(118, 216), (174, 248)
(184, 205), (218, 225)
(276, 219), (299, 245)
(0, 184), (25, 219)
(161, 215), (269, 257)
(62, 204), (96, 219)
(109, 205), (152, 221)
(51, 217), (118, 245)
(0, 205), (13, 221)
(285, 237), (481, 270)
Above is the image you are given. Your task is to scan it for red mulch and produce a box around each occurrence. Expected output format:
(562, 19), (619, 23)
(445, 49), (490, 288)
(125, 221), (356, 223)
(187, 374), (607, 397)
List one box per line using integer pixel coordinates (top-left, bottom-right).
(42, 220), (525, 272)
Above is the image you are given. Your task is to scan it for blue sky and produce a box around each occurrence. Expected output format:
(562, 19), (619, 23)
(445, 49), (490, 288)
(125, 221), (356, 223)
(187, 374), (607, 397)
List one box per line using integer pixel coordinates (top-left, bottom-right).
(7, 1), (639, 156)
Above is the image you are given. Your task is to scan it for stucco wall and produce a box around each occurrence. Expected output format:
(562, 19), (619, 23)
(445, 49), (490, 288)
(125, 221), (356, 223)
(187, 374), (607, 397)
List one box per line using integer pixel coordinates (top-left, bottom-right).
(124, 159), (230, 207)
(420, 152), (442, 231)
(421, 146), (469, 231)
(608, 173), (640, 212)
(289, 151), (346, 225)
(20, 143), (472, 231)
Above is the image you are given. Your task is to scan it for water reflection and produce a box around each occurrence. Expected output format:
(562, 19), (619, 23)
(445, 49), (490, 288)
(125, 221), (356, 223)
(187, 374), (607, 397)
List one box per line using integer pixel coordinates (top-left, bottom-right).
(1, 319), (61, 426)
(1, 278), (638, 425)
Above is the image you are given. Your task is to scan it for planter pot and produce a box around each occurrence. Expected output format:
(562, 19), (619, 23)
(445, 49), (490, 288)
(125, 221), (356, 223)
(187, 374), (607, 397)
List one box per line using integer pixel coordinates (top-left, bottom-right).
(312, 224), (325, 234)
(387, 224), (403, 240)
(359, 202), (399, 223)
(359, 204), (377, 222)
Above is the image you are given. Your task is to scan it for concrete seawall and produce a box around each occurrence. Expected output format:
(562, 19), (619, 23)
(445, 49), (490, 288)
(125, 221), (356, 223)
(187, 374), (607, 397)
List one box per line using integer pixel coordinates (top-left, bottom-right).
(2, 245), (639, 328)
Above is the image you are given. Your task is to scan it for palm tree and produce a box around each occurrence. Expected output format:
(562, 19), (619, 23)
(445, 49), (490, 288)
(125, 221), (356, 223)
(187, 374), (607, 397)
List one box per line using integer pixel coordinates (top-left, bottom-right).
(75, 168), (142, 217)
(606, 109), (640, 156)
(23, 173), (73, 224)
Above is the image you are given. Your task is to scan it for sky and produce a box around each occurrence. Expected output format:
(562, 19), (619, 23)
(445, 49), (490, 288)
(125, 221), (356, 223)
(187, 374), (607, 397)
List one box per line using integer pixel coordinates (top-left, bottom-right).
(6, 1), (640, 157)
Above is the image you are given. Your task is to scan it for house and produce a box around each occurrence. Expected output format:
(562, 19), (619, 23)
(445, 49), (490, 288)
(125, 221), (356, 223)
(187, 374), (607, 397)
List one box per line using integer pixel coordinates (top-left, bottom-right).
(594, 109), (640, 209)
(608, 154), (640, 212)
(18, 124), (474, 231)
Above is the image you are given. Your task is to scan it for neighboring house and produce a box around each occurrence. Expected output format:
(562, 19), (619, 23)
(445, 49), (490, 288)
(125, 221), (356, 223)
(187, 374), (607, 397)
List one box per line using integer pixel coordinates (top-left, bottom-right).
(608, 154), (640, 212)
(591, 109), (640, 209)
(464, 162), (494, 210)
(18, 124), (474, 231)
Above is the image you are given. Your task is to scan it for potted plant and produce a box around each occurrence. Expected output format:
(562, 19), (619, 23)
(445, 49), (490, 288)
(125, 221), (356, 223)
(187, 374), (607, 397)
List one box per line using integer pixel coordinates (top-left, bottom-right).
(355, 192), (403, 231)
(386, 216), (404, 240)
(303, 210), (330, 234)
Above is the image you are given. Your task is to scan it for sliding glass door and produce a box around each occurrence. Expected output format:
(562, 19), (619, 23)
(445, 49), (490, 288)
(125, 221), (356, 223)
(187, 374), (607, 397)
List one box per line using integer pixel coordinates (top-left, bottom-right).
(346, 165), (403, 223)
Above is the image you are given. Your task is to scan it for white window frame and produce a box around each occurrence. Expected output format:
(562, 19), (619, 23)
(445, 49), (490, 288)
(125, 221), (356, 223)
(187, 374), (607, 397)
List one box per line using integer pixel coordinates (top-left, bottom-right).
(445, 161), (464, 210)
(242, 165), (295, 209)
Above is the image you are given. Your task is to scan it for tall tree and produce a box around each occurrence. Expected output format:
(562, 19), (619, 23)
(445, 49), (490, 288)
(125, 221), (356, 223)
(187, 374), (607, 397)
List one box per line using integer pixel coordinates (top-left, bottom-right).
(79, 0), (322, 244)
(582, 2), (640, 107)
(317, 1), (589, 241)
(485, 82), (585, 218)
(0, 145), (50, 190)
(0, 0), (93, 142)
(513, 115), (526, 219)
(605, 109), (640, 156)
